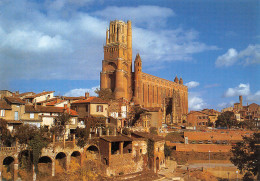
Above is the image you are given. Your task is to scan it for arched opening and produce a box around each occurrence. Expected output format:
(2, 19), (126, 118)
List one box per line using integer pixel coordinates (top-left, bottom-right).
(55, 152), (67, 173)
(156, 157), (160, 172)
(70, 151), (81, 171)
(18, 150), (33, 180)
(38, 156), (52, 177)
(86, 145), (99, 160)
(2, 156), (14, 180)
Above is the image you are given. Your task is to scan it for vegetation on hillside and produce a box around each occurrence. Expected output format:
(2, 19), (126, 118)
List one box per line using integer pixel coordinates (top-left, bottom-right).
(230, 133), (260, 181)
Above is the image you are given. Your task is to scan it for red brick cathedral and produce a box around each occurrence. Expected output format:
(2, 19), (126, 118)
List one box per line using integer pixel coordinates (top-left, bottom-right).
(100, 20), (188, 123)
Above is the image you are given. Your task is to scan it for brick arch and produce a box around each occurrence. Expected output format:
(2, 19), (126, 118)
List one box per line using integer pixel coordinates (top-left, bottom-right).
(104, 62), (117, 72)
(2, 156), (15, 180)
(70, 151), (82, 169)
(85, 145), (100, 160)
(38, 156), (53, 177)
(55, 152), (67, 171)
(85, 145), (99, 153)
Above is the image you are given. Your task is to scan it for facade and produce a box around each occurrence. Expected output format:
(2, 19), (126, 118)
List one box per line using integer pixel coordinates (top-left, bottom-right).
(100, 20), (188, 124)
(71, 96), (108, 119)
(187, 111), (209, 128)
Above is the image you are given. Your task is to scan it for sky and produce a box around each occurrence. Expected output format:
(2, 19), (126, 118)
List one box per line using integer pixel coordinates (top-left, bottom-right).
(0, 0), (259, 111)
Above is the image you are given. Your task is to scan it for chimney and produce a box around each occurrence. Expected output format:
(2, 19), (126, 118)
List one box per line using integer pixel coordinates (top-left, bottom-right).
(239, 95), (243, 106)
(85, 92), (89, 99)
(34, 99), (37, 110)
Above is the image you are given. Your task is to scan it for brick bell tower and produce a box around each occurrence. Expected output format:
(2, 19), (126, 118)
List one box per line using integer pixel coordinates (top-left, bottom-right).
(100, 20), (132, 100)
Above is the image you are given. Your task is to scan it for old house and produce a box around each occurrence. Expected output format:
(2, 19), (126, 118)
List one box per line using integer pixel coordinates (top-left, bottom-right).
(1, 97), (26, 131)
(187, 111), (209, 128)
(71, 95), (108, 119)
(23, 91), (55, 104)
(131, 132), (165, 172)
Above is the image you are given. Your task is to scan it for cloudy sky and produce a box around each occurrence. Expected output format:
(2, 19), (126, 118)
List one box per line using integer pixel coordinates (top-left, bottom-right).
(0, 0), (259, 111)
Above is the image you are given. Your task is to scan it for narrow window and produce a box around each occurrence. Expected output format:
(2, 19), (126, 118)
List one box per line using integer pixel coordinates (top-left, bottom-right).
(0, 109), (5, 117)
(153, 86), (154, 103)
(157, 87), (159, 103)
(143, 84), (145, 102)
(14, 111), (19, 120)
(30, 113), (34, 119)
(148, 85), (149, 103)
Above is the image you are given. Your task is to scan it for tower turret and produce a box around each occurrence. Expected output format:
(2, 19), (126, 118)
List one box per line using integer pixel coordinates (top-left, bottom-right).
(100, 20), (133, 100)
(174, 76), (179, 83)
(179, 77), (183, 85)
(134, 53), (142, 104)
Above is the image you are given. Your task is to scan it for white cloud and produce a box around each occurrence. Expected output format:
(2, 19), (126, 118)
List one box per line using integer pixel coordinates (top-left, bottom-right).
(217, 101), (234, 108)
(93, 6), (175, 29)
(64, 86), (99, 97)
(246, 91), (260, 102)
(215, 44), (260, 67)
(0, 1), (218, 89)
(224, 83), (250, 97)
(188, 92), (207, 111)
(185, 81), (200, 88)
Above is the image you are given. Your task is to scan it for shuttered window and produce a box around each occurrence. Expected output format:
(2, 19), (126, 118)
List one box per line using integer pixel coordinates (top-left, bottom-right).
(0, 110), (5, 117)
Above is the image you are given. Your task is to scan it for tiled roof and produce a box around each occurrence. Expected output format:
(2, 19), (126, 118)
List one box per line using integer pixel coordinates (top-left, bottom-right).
(131, 132), (164, 142)
(37, 97), (58, 104)
(5, 97), (25, 104)
(25, 105), (78, 116)
(184, 130), (253, 141)
(72, 96), (108, 104)
(62, 96), (84, 100)
(187, 111), (208, 116)
(101, 135), (132, 142)
(0, 100), (12, 109)
(18, 92), (35, 97)
(64, 108), (78, 116)
(25, 91), (54, 98)
(45, 99), (67, 106)
(25, 105), (63, 113)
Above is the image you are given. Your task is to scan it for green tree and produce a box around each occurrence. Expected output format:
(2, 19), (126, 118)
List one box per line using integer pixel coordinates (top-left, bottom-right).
(230, 133), (260, 180)
(215, 111), (238, 128)
(28, 133), (48, 173)
(14, 125), (50, 173)
(0, 118), (14, 146)
(95, 88), (115, 101)
(50, 112), (71, 138)
(75, 127), (89, 148)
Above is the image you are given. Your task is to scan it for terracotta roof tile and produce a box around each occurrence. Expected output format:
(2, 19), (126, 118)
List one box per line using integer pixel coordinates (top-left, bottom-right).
(25, 91), (54, 98)
(101, 135), (132, 142)
(72, 97), (108, 104)
(131, 132), (164, 142)
(5, 97), (25, 104)
(25, 105), (78, 116)
(0, 100), (12, 109)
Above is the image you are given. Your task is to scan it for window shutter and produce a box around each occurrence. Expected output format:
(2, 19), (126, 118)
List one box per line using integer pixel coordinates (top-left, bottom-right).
(96, 106), (98, 112)
(101, 105), (103, 112)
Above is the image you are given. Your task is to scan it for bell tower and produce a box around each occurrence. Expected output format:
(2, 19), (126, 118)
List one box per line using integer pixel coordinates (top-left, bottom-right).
(100, 20), (133, 100)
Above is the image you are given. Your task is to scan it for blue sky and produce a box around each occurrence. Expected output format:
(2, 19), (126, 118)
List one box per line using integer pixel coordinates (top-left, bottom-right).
(0, 0), (259, 111)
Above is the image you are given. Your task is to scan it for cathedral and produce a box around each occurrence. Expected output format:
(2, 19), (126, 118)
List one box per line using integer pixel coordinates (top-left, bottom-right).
(100, 20), (188, 123)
